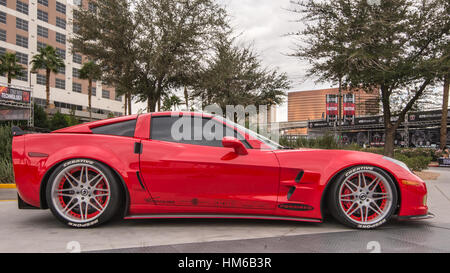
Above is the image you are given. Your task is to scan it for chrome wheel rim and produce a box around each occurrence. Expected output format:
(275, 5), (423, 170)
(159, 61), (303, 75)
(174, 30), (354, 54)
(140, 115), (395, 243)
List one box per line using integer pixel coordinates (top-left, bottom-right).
(338, 170), (393, 225)
(51, 164), (110, 223)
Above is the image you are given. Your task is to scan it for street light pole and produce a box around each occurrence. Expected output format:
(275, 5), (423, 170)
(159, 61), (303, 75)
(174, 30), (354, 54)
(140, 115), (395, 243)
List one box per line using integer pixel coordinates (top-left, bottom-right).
(28, 69), (37, 128)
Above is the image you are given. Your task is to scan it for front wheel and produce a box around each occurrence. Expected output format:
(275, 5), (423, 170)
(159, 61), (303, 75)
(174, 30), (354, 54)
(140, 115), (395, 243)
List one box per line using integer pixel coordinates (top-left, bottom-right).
(328, 166), (398, 229)
(46, 159), (122, 228)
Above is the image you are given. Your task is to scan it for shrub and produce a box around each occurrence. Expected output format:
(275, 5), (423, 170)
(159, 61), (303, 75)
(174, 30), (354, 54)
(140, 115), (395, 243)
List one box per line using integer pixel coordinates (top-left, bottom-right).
(0, 158), (14, 183)
(394, 154), (431, 172)
(0, 125), (13, 183)
(0, 125), (12, 161)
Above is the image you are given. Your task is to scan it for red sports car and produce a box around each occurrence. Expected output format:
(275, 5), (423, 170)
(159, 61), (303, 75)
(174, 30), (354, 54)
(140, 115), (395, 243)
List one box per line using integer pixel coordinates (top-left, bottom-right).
(12, 112), (432, 229)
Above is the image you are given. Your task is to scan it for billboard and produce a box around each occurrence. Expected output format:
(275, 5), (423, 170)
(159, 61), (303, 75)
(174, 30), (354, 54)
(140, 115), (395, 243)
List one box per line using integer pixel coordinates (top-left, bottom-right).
(326, 94), (338, 122)
(343, 93), (355, 124)
(408, 110), (450, 122)
(0, 85), (31, 103)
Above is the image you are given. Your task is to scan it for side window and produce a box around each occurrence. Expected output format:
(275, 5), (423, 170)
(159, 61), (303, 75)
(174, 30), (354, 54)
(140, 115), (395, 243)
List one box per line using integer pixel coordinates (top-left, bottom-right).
(150, 116), (250, 148)
(91, 119), (136, 137)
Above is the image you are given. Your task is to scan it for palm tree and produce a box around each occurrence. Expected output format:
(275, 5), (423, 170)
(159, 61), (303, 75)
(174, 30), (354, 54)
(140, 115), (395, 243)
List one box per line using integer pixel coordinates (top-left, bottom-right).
(0, 53), (25, 85)
(162, 95), (182, 111)
(30, 46), (65, 108)
(79, 61), (102, 121)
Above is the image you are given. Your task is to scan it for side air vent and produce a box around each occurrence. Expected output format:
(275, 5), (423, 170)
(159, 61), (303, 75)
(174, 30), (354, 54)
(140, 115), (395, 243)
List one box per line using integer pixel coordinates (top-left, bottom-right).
(287, 187), (296, 200)
(295, 170), (304, 183)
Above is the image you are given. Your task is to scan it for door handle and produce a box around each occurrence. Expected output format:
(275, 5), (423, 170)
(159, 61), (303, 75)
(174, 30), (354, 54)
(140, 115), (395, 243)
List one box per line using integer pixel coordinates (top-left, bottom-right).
(134, 142), (143, 154)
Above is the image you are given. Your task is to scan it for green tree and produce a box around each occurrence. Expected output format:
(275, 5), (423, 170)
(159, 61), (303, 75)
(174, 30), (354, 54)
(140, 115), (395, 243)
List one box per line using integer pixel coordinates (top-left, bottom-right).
(73, 0), (228, 114)
(192, 36), (290, 112)
(437, 0), (450, 150)
(0, 53), (25, 85)
(30, 46), (65, 108)
(134, 0), (229, 112)
(291, 0), (449, 156)
(34, 105), (49, 129)
(65, 108), (80, 127)
(50, 111), (69, 131)
(441, 74), (450, 149)
(162, 94), (182, 111)
(71, 0), (138, 115)
(79, 61), (102, 121)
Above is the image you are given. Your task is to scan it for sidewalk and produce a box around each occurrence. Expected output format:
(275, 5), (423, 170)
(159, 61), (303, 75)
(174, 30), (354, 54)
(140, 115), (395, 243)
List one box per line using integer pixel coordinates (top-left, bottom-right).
(0, 188), (16, 201)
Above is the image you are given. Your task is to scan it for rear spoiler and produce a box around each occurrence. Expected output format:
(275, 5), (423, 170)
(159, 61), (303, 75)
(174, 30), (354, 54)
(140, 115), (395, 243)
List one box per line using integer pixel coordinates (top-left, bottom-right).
(12, 126), (25, 137)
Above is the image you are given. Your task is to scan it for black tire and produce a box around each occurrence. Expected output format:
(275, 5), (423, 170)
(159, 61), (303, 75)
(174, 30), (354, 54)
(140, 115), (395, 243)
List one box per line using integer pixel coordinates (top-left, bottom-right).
(46, 159), (122, 228)
(327, 165), (398, 229)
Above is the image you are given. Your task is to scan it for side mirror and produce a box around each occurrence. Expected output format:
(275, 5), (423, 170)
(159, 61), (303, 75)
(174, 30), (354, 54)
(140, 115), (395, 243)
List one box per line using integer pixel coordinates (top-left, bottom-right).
(222, 137), (248, 155)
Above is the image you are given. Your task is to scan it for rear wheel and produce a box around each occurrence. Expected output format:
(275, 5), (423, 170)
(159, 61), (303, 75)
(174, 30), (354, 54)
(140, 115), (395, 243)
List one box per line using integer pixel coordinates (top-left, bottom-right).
(328, 166), (398, 229)
(46, 159), (121, 228)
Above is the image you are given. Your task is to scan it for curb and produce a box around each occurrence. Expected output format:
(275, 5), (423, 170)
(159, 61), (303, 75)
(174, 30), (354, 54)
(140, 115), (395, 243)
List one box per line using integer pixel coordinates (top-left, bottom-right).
(0, 184), (16, 189)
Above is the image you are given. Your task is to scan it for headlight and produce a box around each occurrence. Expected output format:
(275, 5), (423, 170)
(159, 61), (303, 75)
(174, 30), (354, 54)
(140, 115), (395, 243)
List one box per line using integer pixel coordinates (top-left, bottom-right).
(383, 156), (412, 173)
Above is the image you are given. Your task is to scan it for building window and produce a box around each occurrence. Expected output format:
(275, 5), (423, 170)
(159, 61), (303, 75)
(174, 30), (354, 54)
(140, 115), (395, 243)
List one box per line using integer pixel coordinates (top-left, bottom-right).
(16, 34), (28, 48)
(55, 32), (66, 44)
(0, 0), (6, 7)
(16, 18), (28, 31)
(74, 0), (82, 7)
(55, 78), (65, 89)
(0, 47), (5, 56)
(57, 66), (65, 75)
(72, 83), (82, 93)
(37, 9), (48, 22)
(16, 1), (28, 15)
(37, 74), (46, 85)
(37, 25), (48, 38)
(15, 52), (27, 65)
(56, 48), (65, 59)
(73, 54), (82, 64)
(115, 94), (122, 102)
(0, 11), (6, 24)
(16, 72), (28, 82)
(56, 17), (66, 29)
(56, 2), (66, 14)
(91, 87), (96, 96)
(38, 0), (48, 7)
(0, 29), (6, 42)
(72, 68), (80, 78)
(102, 90), (110, 99)
(37, 41), (47, 50)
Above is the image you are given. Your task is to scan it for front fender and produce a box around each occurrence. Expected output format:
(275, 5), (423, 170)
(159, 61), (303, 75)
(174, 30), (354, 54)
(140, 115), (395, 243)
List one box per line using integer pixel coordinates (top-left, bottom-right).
(274, 149), (427, 219)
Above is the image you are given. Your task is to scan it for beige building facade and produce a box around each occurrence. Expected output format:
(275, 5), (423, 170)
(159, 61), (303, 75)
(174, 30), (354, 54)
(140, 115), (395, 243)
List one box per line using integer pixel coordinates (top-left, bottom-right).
(0, 0), (124, 119)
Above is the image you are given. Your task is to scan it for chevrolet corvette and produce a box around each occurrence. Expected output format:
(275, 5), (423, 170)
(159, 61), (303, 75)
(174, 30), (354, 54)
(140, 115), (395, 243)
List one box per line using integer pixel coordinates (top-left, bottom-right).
(11, 112), (432, 229)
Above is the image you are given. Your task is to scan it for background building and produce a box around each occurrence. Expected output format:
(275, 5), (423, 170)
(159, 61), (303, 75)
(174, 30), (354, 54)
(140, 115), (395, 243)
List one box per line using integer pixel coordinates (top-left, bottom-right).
(0, 0), (124, 121)
(287, 88), (380, 135)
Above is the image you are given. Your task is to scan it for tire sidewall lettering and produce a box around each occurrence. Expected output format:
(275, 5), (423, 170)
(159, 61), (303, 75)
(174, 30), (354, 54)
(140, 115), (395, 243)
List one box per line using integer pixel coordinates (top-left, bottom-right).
(344, 166), (374, 178)
(63, 159), (95, 168)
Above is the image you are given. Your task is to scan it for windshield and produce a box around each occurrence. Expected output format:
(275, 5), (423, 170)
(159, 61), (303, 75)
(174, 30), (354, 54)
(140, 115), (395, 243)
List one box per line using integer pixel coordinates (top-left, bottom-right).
(215, 116), (285, 150)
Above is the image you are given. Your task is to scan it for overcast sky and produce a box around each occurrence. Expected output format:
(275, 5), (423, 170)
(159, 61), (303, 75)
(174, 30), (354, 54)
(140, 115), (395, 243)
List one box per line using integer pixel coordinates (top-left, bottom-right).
(134, 0), (334, 121)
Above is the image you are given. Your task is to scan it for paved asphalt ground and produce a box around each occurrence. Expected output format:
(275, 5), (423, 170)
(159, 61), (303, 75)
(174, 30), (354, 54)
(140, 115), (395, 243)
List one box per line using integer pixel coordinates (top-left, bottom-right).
(0, 167), (449, 253)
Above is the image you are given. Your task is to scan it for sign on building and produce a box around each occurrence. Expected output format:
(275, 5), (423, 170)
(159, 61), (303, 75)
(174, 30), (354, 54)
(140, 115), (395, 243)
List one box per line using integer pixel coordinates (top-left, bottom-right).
(0, 85), (31, 103)
(326, 94), (338, 123)
(343, 93), (355, 124)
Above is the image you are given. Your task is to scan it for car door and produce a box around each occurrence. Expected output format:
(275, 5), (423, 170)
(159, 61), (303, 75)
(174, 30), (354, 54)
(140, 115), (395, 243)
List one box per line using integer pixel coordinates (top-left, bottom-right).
(139, 115), (280, 210)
